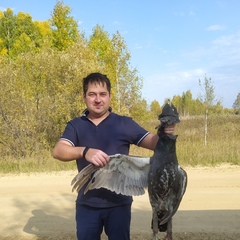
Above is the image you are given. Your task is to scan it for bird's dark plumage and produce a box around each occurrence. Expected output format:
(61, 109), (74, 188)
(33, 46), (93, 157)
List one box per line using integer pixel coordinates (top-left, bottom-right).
(71, 102), (187, 240)
(148, 103), (187, 240)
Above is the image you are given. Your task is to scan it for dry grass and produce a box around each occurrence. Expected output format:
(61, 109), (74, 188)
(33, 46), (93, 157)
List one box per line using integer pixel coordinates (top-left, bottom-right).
(0, 114), (239, 174)
(131, 114), (240, 167)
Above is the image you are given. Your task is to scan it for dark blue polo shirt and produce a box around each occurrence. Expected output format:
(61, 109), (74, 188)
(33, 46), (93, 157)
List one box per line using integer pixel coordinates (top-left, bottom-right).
(60, 111), (149, 208)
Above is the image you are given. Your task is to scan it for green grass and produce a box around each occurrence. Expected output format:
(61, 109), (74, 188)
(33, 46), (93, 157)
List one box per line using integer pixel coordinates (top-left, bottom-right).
(0, 114), (239, 174)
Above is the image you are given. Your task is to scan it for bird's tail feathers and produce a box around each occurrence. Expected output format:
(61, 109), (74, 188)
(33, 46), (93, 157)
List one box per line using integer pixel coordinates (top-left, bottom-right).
(159, 210), (174, 226)
(153, 212), (169, 232)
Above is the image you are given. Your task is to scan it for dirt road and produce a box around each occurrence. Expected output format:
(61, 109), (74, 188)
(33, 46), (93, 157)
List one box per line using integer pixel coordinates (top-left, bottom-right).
(1, 165), (240, 240)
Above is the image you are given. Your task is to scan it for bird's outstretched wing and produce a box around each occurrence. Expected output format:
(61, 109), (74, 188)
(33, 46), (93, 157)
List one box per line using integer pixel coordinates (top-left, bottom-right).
(71, 154), (150, 196)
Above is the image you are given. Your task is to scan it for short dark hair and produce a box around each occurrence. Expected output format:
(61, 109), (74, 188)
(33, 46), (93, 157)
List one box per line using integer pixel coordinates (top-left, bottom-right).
(83, 72), (111, 95)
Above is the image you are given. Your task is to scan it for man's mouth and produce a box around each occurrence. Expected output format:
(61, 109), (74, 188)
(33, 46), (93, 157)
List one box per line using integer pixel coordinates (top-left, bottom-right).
(94, 105), (102, 108)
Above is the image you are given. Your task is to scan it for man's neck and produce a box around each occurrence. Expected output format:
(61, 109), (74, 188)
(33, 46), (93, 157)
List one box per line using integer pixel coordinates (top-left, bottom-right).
(87, 111), (110, 125)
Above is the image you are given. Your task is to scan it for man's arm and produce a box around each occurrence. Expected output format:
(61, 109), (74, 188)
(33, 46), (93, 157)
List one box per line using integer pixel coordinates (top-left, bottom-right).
(52, 140), (84, 161)
(139, 133), (159, 150)
(52, 139), (109, 166)
(139, 124), (176, 150)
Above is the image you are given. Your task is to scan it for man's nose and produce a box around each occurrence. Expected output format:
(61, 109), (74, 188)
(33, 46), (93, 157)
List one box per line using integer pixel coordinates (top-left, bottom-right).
(95, 95), (101, 102)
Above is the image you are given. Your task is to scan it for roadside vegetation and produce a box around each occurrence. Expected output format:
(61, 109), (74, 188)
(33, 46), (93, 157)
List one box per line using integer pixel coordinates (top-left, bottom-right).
(1, 114), (239, 174)
(0, 1), (239, 174)
(132, 114), (240, 166)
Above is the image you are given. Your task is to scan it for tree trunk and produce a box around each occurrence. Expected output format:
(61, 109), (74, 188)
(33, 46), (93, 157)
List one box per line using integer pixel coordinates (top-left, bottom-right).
(204, 108), (208, 146)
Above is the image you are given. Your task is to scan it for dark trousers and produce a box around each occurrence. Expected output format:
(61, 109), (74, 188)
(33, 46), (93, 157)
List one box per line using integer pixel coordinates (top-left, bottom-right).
(76, 203), (131, 240)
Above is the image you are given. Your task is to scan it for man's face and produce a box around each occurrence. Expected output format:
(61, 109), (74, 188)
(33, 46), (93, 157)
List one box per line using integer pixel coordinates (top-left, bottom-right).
(84, 82), (111, 118)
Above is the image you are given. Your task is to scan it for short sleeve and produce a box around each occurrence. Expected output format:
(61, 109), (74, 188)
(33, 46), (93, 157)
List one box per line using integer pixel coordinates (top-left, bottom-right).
(60, 120), (78, 146)
(122, 116), (150, 146)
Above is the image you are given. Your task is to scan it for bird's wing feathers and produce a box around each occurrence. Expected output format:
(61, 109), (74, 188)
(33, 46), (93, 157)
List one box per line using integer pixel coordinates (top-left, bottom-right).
(71, 154), (150, 196)
(178, 166), (188, 200)
(71, 164), (98, 192)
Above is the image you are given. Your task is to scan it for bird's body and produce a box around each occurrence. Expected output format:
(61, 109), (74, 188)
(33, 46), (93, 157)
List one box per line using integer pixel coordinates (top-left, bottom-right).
(147, 103), (187, 240)
(148, 133), (187, 240)
(71, 103), (187, 240)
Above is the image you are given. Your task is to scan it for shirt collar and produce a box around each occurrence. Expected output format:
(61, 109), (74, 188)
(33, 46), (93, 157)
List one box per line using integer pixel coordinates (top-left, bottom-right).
(82, 107), (112, 116)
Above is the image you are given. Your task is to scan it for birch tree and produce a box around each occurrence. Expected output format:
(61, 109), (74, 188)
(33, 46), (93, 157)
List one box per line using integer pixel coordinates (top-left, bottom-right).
(198, 75), (216, 146)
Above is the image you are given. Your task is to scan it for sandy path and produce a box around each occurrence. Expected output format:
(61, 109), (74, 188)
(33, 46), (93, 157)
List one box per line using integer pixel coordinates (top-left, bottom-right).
(0, 165), (240, 239)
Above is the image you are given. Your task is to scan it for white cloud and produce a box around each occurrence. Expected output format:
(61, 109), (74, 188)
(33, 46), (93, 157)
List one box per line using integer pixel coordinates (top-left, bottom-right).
(141, 66), (238, 108)
(133, 43), (143, 49)
(211, 32), (240, 46)
(144, 69), (205, 90)
(141, 30), (240, 108)
(182, 32), (240, 67)
(141, 70), (201, 105)
(174, 10), (195, 17)
(207, 24), (226, 31)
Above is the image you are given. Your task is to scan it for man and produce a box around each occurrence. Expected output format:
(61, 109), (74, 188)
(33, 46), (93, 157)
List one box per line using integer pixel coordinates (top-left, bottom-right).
(52, 72), (175, 240)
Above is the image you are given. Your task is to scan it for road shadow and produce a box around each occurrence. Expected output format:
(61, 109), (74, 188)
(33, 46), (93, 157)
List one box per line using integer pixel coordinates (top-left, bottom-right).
(23, 209), (75, 239)
(20, 208), (240, 239)
(7, 192), (77, 239)
(131, 208), (240, 235)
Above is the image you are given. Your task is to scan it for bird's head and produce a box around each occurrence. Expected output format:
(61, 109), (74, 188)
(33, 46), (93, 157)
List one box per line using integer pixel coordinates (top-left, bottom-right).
(157, 102), (180, 136)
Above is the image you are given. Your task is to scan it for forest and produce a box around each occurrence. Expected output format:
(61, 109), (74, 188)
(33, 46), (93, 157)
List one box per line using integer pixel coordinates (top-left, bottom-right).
(0, 1), (239, 171)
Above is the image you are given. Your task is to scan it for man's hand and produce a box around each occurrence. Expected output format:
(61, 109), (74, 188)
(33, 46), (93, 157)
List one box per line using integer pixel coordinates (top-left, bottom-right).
(164, 124), (175, 134)
(84, 148), (110, 167)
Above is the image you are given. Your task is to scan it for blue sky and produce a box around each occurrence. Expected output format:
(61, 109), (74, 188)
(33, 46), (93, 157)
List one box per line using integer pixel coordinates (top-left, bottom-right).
(1, 0), (240, 108)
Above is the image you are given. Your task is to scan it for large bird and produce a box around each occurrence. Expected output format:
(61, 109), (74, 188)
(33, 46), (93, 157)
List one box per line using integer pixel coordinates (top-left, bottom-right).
(71, 103), (187, 240)
(147, 103), (187, 240)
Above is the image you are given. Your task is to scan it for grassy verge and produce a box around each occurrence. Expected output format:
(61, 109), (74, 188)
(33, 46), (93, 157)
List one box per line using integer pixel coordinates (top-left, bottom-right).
(0, 154), (76, 174)
(130, 114), (239, 166)
(0, 114), (239, 174)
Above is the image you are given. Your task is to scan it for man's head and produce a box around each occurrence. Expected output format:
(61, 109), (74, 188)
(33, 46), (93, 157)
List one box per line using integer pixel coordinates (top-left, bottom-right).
(83, 72), (111, 96)
(83, 72), (112, 118)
